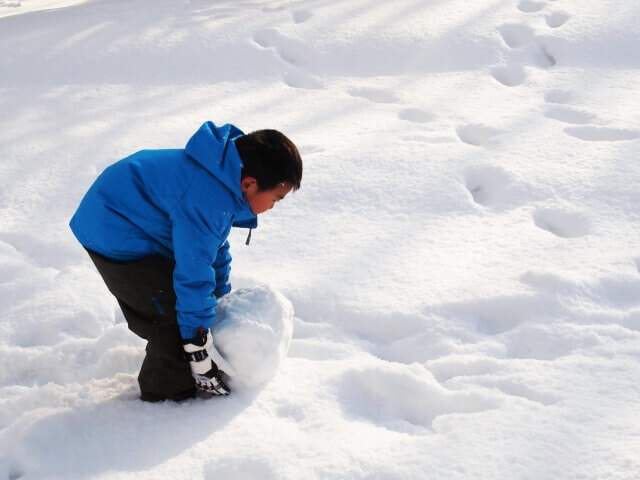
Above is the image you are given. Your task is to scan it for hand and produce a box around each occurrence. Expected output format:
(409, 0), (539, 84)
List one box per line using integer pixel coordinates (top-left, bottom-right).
(183, 328), (233, 395)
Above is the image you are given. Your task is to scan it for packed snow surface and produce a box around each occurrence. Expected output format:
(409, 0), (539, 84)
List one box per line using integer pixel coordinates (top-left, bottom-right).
(1, 0), (639, 479)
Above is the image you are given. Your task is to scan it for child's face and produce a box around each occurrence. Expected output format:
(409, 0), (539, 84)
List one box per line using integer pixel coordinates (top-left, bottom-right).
(241, 178), (293, 215)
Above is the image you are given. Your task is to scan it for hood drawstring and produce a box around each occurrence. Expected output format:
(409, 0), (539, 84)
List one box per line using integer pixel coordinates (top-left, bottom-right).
(245, 227), (252, 245)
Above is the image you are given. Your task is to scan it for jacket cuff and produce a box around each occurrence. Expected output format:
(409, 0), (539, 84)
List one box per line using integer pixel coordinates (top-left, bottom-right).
(214, 283), (232, 299)
(179, 325), (199, 340)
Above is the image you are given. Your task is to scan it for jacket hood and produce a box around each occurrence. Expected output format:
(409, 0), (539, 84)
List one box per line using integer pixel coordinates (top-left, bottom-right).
(185, 121), (245, 202)
(185, 121), (257, 229)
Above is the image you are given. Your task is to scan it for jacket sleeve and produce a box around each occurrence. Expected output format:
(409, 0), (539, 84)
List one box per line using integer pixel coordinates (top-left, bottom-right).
(212, 240), (232, 298)
(170, 199), (227, 340)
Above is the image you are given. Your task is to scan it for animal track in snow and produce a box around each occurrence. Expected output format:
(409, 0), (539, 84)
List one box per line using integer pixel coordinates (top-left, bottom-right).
(517, 0), (546, 13)
(636, 258), (640, 274)
(472, 378), (561, 405)
(535, 36), (563, 68)
(544, 106), (598, 125)
(275, 401), (307, 422)
(8, 464), (24, 480)
(441, 293), (552, 335)
(464, 164), (524, 208)
(564, 126), (640, 142)
(545, 11), (571, 28)
(276, 41), (313, 66)
(536, 44), (556, 68)
(205, 458), (277, 479)
(456, 124), (500, 146)
(544, 89), (573, 104)
(253, 28), (278, 48)
(397, 108), (435, 123)
(260, 4), (286, 12)
(336, 365), (498, 432)
(501, 322), (599, 361)
(498, 24), (534, 48)
(348, 87), (399, 104)
(253, 28), (314, 66)
(533, 208), (590, 238)
(425, 356), (501, 382)
(283, 70), (323, 89)
(292, 9), (312, 24)
(490, 65), (527, 87)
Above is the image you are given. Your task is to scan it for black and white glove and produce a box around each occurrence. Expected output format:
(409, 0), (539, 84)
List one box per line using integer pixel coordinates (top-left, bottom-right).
(183, 327), (233, 396)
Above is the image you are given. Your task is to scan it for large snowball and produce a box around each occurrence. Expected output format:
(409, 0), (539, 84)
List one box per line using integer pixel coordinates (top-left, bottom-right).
(212, 286), (294, 389)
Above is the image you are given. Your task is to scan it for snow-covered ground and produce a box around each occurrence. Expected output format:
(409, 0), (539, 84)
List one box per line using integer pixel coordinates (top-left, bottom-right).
(1, 0), (639, 478)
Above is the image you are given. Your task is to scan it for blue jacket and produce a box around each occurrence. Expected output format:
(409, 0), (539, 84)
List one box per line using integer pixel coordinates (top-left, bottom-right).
(70, 122), (257, 339)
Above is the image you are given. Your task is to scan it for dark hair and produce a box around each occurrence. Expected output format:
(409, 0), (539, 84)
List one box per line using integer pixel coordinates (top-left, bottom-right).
(234, 129), (302, 191)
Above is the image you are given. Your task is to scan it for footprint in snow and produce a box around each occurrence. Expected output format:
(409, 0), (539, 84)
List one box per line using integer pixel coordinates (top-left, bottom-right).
(292, 9), (312, 24)
(441, 291), (554, 335)
(464, 164), (524, 209)
(253, 28), (278, 48)
(7, 463), (24, 480)
(348, 87), (399, 104)
(456, 123), (500, 146)
(283, 70), (323, 90)
(397, 108), (435, 123)
(204, 458), (277, 480)
(260, 4), (286, 12)
(424, 356), (501, 383)
(499, 318), (601, 361)
(470, 377), (561, 405)
(544, 89), (574, 104)
(275, 401), (307, 422)
(517, 0), (546, 13)
(544, 106), (598, 125)
(498, 23), (534, 48)
(336, 365), (498, 432)
(253, 28), (314, 67)
(564, 126), (640, 142)
(533, 208), (590, 238)
(490, 65), (527, 87)
(636, 258), (640, 274)
(277, 41), (313, 66)
(534, 38), (557, 68)
(545, 11), (571, 28)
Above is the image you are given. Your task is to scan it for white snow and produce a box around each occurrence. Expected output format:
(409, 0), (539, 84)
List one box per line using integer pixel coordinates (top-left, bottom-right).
(1, 0), (640, 479)
(213, 286), (294, 389)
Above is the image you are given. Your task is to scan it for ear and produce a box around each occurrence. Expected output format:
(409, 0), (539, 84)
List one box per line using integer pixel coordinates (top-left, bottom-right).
(241, 177), (257, 193)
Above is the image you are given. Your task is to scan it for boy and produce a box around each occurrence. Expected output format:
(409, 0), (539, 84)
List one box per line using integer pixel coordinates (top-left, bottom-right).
(70, 121), (302, 402)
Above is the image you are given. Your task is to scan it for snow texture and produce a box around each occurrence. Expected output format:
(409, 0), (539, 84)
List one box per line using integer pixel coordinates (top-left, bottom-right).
(213, 287), (294, 389)
(1, 0), (640, 479)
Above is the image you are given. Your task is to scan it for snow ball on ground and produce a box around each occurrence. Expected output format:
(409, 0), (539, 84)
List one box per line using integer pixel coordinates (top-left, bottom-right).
(212, 286), (294, 390)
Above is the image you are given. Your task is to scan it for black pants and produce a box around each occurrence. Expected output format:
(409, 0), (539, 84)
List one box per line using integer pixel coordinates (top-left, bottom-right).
(87, 249), (196, 402)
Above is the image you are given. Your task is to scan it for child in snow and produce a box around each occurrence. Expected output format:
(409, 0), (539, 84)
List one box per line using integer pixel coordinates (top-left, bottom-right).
(70, 121), (302, 402)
